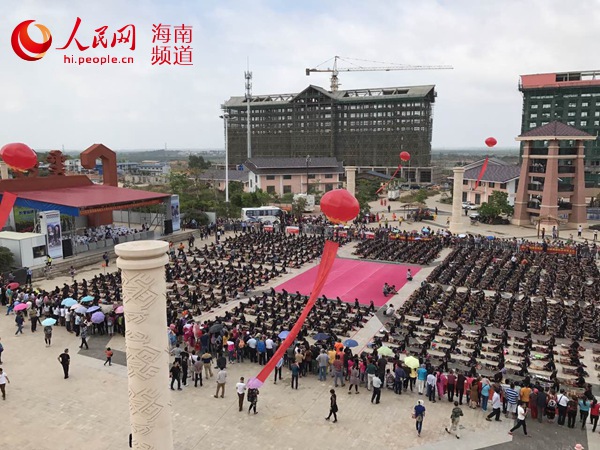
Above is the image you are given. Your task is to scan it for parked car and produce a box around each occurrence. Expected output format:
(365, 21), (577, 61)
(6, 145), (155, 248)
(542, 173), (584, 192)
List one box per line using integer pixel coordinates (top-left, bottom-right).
(462, 202), (477, 210)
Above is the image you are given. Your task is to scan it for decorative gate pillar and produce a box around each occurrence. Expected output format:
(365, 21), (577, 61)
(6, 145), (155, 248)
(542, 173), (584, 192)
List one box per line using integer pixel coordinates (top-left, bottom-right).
(449, 166), (465, 233)
(115, 241), (173, 450)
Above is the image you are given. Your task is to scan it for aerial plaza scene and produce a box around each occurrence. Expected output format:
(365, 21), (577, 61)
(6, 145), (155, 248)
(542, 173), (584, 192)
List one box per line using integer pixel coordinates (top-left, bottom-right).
(1, 1), (600, 450)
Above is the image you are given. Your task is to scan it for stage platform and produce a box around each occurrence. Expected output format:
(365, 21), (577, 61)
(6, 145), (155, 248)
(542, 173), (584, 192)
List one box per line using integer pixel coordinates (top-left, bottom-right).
(275, 258), (420, 307)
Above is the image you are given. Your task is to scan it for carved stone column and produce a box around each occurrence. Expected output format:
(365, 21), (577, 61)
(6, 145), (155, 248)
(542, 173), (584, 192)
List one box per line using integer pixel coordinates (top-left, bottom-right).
(449, 167), (465, 233)
(345, 166), (357, 196)
(115, 241), (173, 450)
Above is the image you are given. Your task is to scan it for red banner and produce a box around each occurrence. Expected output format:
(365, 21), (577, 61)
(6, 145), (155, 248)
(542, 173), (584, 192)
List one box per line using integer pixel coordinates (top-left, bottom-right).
(474, 157), (489, 190)
(519, 244), (576, 255)
(249, 240), (340, 387)
(0, 192), (17, 230)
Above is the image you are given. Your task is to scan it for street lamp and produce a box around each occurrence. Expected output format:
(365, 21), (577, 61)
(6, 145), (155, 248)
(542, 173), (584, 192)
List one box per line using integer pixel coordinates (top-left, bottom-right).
(220, 113), (230, 203)
(305, 155), (311, 195)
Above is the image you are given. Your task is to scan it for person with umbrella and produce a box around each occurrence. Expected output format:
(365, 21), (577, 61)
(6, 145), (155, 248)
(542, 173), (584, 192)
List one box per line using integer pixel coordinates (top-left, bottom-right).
(325, 389), (338, 423)
(58, 349), (70, 379)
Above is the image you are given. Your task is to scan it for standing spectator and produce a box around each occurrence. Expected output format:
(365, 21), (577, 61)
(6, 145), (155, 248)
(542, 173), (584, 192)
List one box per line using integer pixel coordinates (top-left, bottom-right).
(180, 347), (189, 386)
(447, 370), (456, 402)
(579, 396), (590, 429)
(445, 401), (463, 439)
(567, 396), (578, 428)
(519, 383), (532, 408)
(201, 351), (213, 378)
(170, 361), (182, 391)
(325, 389), (338, 422)
(0, 337), (3, 364)
(348, 364), (360, 394)
(214, 367), (227, 398)
(426, 371), (437, 403)
(69, 266), (76, 282)
(556, 389), (569, 425)
(504, 382), (519, 418)
(0, 367), (10, 400)
(333, 355), (344, 387)
(58, 349), (70, 379)
(416, 364), (427, 395)
(481, 379), (491, 412)
(316, 349), (328, 382)
(274, 357), (283, 384)
(14, 312), (24, 335)
(536, 388), (547, 423)
(589, 399), (600, 432)
(103, 252), (109, 267)
(291, 361), (300, 389)
(486, 387), (502, 422)
(414, 399), (426, 437)
(236, 377), (246, 412)
(247, 386), (259, 414)
(371, 374), (382, 404)
(578, 224), (583, 238)
(193, 356), (203, 387)
(508, 401), (529, 436)
(366, 359), (377, 391)
(44, 326), (53, 347)
(79, 322), (89, 349)
(456, 370), (466, 404)
(25, 267), (32, 285)
(29, 308), (41, 333)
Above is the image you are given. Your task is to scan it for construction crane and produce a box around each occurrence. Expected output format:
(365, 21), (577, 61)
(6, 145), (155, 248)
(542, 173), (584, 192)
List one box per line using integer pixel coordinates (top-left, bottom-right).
(305, 55), (453, 92)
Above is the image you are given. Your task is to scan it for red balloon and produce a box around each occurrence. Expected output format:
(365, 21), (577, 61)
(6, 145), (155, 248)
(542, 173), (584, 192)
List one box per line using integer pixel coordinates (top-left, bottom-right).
(320, 189), (360, 224)
(399, 151), (411, 162)
(0, 143), (37, 171)
(485, 137), (497, 148)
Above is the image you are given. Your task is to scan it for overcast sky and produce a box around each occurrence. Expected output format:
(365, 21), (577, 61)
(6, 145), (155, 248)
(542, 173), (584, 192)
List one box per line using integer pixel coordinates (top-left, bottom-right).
(0, 0), (598, 152)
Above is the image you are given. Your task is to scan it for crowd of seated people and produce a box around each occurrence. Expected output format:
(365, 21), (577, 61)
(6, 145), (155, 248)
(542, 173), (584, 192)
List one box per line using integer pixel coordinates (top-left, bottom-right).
(353, 237), (443, 265)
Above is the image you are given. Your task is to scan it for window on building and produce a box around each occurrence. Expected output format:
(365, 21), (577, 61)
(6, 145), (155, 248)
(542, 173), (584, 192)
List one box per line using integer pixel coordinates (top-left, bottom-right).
(462, 192), (467, 202)
(568, 121), (575, 126)
(488, 182), (495, 188)
(250, 179), (253, 188)
(581, 120), (587, 127)
(530, 113), (537, 119)
(307, 174), (316, 179)
(568, 102), (577, 108)
(530, 104), (538, 109)
(324, 174), (333, 179)
(595, 120), (600, 126)
(529, 122), (537, 128)
(475, 193), (481, 205)
(582, 102), (589, 107)
(283, 175), (292, 180)
(266, 175), (275, 180)
(567, 112), (576, 117)
(582, 111), (588, 117)
(266, 185), (275, 194)
(283, 185), (292, 194)
(325, 184), (333, 192)
(500, 183), (507, 189)
(463, 180), (468, 185)
(542, 104), (551, 109)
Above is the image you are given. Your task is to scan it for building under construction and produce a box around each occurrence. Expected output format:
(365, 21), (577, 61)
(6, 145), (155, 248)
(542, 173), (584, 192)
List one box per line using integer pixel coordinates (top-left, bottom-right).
(222, 84), (436, 170)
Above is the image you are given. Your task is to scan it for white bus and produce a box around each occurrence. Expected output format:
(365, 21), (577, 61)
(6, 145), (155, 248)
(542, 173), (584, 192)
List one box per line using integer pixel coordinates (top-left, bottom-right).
(241, 206), (283, 223)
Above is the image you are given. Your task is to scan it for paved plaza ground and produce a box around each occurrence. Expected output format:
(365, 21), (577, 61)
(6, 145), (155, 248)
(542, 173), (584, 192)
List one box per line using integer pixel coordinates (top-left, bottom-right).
(1, 195), (599, 449)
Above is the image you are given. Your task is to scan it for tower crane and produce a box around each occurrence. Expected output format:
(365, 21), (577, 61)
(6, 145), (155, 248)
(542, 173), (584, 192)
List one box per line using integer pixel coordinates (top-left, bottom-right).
(305, 55), (453, 92)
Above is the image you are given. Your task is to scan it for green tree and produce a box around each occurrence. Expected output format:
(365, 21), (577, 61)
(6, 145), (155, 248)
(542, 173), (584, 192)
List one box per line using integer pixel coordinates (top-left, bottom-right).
(355, 179), (380, 213)
(478, 191), (514, 219)
(188, 154), (211, 170)
(0, 247), (14, 272)
(291, 197), (307, 219)
(414, 189), (428, 203)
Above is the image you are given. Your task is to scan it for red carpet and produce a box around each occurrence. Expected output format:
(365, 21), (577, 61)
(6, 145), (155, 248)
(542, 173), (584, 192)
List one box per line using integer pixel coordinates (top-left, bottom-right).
(275, 259), (419, 307)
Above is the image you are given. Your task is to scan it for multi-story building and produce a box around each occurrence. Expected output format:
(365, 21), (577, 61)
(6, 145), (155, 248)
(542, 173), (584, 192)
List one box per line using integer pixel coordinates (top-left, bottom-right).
(222, 84), (436, 168)
(461, 159), (520, 206)
(519, 70), (600, 190)
(243, 157), (344, 196)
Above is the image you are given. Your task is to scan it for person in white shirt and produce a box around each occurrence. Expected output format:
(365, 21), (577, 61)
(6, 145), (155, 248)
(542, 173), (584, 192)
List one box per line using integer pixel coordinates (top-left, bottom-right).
(371, 375), (383, 404)
(214, 367), (227, 398)
(235, 377), (246, 411)
(508, 401), (528, 436)
(265, 337), (274, 361)
(426, 373), (437, 403)
(486, 388), (503, 422)
(0, 368), (10, 400)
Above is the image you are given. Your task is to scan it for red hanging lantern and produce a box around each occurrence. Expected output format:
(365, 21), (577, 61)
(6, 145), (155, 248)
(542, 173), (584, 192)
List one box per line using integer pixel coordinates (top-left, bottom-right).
(0, 143), (37, 171)
(399, 151), (411, 162)
(320, 189), (360, 224)
(484, 137), (497, 148)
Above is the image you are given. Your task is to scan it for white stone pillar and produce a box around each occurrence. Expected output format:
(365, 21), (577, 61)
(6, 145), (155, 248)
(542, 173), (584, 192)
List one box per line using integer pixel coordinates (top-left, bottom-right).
(346, 166), (357, 196)
(449, 167), (465, 233)
(115, 240), (173, 450)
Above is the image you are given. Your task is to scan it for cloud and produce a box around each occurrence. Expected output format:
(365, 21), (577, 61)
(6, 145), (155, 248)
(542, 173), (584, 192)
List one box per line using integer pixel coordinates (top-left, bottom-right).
(0, 0), (599, 151)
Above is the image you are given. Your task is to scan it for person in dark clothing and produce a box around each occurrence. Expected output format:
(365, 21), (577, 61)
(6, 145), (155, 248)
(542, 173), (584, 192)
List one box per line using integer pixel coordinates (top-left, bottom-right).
(216, 355), (227, 370)
(170, 361), (182, 390)
(180, 349), (190, 386)
(247, 387), (259, 414)
(58, 349), (70, 379)
(456, 371), (466, 405)
(325, 389), (338, 422)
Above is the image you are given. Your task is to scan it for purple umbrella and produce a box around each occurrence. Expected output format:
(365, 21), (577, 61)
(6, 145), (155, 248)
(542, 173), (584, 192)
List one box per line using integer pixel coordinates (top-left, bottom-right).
(86, 305), (101, 313)
(91, 311), (105, 324)
(247, 377), (263, 389)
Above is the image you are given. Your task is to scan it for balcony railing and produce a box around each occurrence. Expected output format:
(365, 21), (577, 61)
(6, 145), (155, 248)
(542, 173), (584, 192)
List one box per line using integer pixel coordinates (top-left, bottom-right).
(558, 202), (572, 210)
(558, 184), (574, 192)
(558, 166), (576, 174)
(527, 183), (543, 191)
(527, 202), (541, 209)
(529, 165), (546, 173)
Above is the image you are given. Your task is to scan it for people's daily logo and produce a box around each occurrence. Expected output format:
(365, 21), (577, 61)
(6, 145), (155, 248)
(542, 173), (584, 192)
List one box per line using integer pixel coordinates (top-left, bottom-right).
(11, 20), (53, 61)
